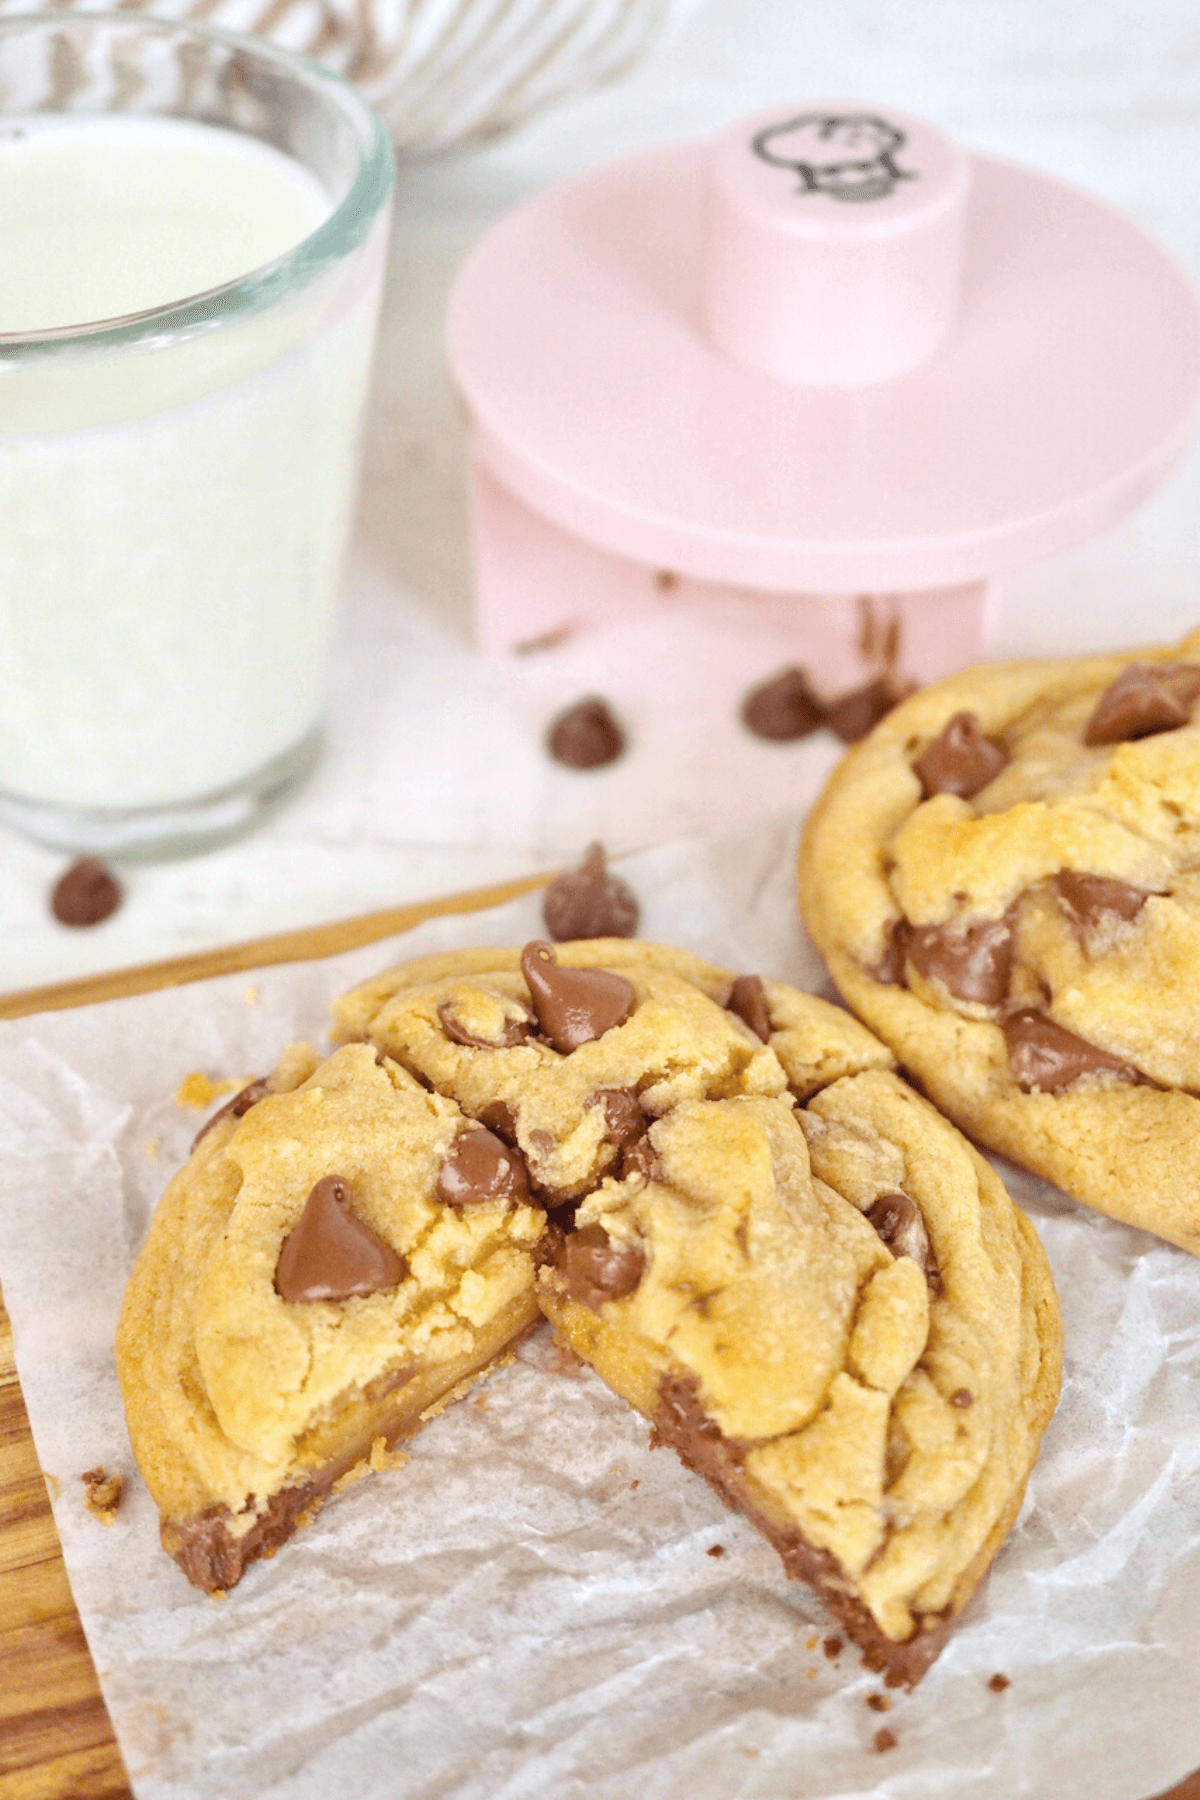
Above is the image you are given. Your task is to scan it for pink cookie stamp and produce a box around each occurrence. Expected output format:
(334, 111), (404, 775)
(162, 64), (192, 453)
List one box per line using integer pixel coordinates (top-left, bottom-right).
(447, 102), (1200, 690)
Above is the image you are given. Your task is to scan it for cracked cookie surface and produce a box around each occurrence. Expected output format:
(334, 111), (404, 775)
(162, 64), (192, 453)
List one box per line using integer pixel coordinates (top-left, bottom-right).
(799, 627), (1200, 1253)
(538, 1071), (1060, 1686)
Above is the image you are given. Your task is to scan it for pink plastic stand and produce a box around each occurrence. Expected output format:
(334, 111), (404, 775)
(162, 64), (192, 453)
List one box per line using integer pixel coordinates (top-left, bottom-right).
(448, 102), (1200, 684)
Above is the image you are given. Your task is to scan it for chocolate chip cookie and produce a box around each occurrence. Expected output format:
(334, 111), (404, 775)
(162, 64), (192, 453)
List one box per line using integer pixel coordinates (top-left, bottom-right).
(116, 1041), (547, 1592)
(539, 1071), (1061, 1686)
(800, 629), (1200, 1252)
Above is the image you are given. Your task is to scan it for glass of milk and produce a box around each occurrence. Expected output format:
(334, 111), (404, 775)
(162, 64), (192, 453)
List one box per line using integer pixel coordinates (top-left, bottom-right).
(0, 13), (394, 856)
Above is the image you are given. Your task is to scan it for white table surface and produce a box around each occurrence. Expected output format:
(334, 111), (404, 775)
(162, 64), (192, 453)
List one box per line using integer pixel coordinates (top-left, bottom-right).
(6, 0), (1200, 995)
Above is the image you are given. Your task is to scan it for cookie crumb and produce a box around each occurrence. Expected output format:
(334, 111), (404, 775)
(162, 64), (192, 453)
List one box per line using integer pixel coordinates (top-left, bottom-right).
(706, 1544), (726, 1558)
(369, 1437), (409, 1474)
(142, 1137), (160, 1160)
(823, 1634), (843, 1660)
(629, 1480), (639, 1491)
(988, 1672), (1011, 1693)
(866, 1693), (892, 1713)
(50, 857), (123, 928)
(873, 1727), (898, 1753)
(806, 1634), (818, 1652)
(175, 1072), (240, 1111)
(81, 1467), (124, 1525)
(244, 985), (260, 1005)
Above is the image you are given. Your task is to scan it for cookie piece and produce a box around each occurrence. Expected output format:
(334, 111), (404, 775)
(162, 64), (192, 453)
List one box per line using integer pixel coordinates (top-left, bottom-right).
(332, 940), (894, 1204)
(116, 1042), (546, 1591)
(799, 627), (1200, 1253)
(539, 1071), (1061, 1685)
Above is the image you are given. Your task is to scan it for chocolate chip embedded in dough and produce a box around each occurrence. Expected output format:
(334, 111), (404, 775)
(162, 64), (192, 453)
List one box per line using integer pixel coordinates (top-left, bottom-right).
(741, 666), (825, 741)
(1053, 871), (1150, 930)
(905, 917), (1015, 1007)
(826, 678), (902, 744)
(275, 1176), (406, 1303)
(476, 1099), (519, 1145)
(949, 1388), (974, 1408)
(1002, 1009), (1139, 1093)
(914, 712), (1009, 800)
(191, 1078), (269, 1152)
(437, 1000), (532, 1049)
(50, 856), (122, 927)
(558, 1222), (645, 1310)
(520, 940), (635, 1053)
(436, 1128), (531, 1207)
(542, 842), (639, 941)
(619, 1130), (664, 1183)
(872, 918), (912, 985)
(865, 1192), (937, 1282)
(546, 697), (626, 770)
(726, 973), (772, 1042)
(591, 1087), (647, 1146)
(1083, 661), (1200, 745)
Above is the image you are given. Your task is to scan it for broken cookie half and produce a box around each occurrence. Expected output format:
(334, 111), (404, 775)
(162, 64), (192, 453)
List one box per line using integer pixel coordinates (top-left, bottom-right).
(538, 1071), (1061, 1687)
(116, 1041), (546, 1592)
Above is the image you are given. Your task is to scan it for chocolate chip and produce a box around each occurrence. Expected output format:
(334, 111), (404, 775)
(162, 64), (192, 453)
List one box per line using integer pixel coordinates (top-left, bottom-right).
(191, 1078), (269, 1152)
(865, 1192), (937, 1281)
(866, 1694), (892, 1713)
(542, 843), (639, 941)
(521, 940), (635, 1053)
(914, 711), (1009, 799)
(476, 1100), (519, 1144)
(436, 1128), (531, 1207)
(558, 1222), (645, 1309)
(1002, 1009), (1138, 1093)
(706, 1543), (726, 1558)
(437, 1000), (532, 1049)
(949, 1388), (974, 1408)
(546, 697), (626, 769)
(619, 1131), (664, 1183)
(50, 856), (122, 927)
(823, 1635), (843, 1660)
(826, 678), (901, 744)
(1084, 661), (1200, 746)
(1053, 871), (1150, 930)
(905, 917), (1014, 1007)
(873, 1728), (898, 1754)
(988, 1673), (1011, 1694)
(592, 1088), (647, 1146)
(740, 666), (825, 741)
(872, 918), (912, 985)
(275, 1176), (406, 1303)
(726, 974), (772, 1043)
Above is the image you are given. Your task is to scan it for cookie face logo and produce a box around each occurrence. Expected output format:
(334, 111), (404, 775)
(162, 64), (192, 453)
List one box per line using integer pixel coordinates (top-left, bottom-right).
(752, 113), (915, 203)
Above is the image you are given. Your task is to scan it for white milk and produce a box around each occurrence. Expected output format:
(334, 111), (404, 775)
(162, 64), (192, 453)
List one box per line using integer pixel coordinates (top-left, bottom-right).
(0, 116), (387, 814)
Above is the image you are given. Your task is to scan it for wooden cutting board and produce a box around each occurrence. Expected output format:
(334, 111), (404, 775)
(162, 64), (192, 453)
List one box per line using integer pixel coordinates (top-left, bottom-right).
(1, 869), (1197, 1800)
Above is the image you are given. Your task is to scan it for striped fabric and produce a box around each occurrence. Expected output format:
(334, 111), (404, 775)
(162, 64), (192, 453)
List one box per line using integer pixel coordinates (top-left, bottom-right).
(0, 0), (679, 146)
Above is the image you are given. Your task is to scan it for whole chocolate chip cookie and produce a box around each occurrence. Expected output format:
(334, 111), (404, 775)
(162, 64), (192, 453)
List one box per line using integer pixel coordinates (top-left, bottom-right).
(799, 628), (1200, 1253)
(539, 1072), (1060, 1686)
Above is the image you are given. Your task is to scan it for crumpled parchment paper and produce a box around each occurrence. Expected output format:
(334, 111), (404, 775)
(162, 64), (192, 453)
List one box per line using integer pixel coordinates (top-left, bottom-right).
(1, 815), (1198, 1800)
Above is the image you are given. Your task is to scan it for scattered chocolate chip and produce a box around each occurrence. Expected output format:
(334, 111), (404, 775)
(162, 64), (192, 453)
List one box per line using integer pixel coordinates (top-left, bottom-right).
(865, 1193), (937, 1282)
(988, 1672), (1011, 1693)
(873, 1727), (898, 1754)
(558, 1222), (646, 1310)
(866, 1693), (892, 1713)
(476, 1100), (518, 1144)
(914, 711), (1009, 799)
(823, 1635), (843, 1660)
(826, 678), (901, 744)
(726, 973), (772, 1042)
(740, 666), (825, 741)
(1002, 1009), (1139, 1093)
(872, 918), (912, 985)
(1053, 871), (1150, 930)
(50, 856), (122, 927)
(905, 917), (1014, 1007)
(437, 1128), (530, 1207)
(546, 696), (626, 770)
(275, 1175), (406, 1303)
(437, 1000), (532, 1049)
(1084, 661), (1200, 746)
(521, 940), (635, 1053)
(542, 842), (639, 941)
(191, 1078), (270, 1153)
(949, 1388), (974, 1408)
(706, 1543), (726, 1558)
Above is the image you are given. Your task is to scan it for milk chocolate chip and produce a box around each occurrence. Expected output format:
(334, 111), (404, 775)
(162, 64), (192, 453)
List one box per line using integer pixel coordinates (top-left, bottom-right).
(826, 678), (899, 744)
(521, 940), (635, 1052)
(914, 712), (1009, 799)
(872, 918), (912, 985)
(865, 1192), (937, 1282)
(542, 842), (639, 941)
(906, 917), (1014, 1007)
(1053, 871), (1149, 929)
(191, 1078), (269, 1152)
(50, 856), (122, 927)
(726, 974), (772, 1042)
(592, 1087), (647, 1146)
(437, 1000), (532, 1049)
(741, 666), (825, 742)
(1002, 1009), (1138, 1093)
(275, 1176), (406, 1303)
(559, 1222), (645, 1310)
(436, 1128), (530, 1206)
(546, 697), (626, 769)
(1083, 661), (1200, 745)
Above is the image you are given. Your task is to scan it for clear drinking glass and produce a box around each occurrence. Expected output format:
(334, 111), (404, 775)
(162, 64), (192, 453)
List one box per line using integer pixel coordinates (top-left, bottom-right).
(0, 12), (394, 856)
